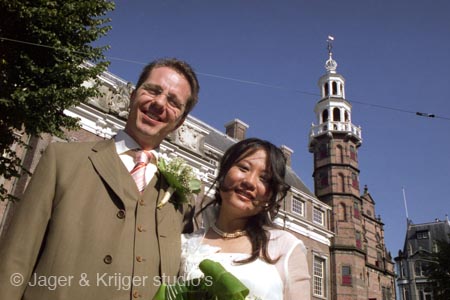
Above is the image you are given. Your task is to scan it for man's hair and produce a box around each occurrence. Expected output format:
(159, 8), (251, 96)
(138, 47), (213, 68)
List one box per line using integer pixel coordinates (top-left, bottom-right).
(136, 58), (200, 118)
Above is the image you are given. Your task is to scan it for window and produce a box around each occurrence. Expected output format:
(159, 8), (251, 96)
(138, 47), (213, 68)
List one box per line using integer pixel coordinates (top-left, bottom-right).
(382, 286), (392, 300)
(313, 256), (325, 297)
(338, 203), (347, 221)
(416, 230), (429, 239)
(332, 81), (338, 95)
(417, 285), (433, 300)
(355, 231), (362, 249)
(318, 143), (329, 159)
(291, 197), (304, 216)
(336, 144), (344, 163)
(376, 252), (383, 268)
(351, 172), (359, 189)
(338, 173), (345, 192)
(350, 145), (357, 160)
(322, 109), (329, 122)
(333, 107), (341, 121)
(313, 208), (324, 225)
(353, 201), (360, 219)
(342, 265), (352, 285)
(317, 171), (329, 188)
(415, 261), (429, 277)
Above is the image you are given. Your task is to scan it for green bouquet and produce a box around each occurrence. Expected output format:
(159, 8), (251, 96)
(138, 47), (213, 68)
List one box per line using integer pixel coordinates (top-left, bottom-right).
(153, 259), (249, 300)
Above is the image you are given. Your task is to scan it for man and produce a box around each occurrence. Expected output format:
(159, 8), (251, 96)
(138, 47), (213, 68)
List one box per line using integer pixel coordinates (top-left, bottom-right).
(0, 58), (200, 299)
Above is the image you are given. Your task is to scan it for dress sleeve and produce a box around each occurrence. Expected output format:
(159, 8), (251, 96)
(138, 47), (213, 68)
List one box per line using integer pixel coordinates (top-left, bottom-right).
(284, 241), (311, 300)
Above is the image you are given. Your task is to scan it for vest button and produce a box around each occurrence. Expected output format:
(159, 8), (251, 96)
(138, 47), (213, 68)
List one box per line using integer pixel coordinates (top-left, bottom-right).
(116, 210), (126, 219)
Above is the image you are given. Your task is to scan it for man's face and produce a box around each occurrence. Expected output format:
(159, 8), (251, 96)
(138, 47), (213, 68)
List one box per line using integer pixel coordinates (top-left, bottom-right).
(125, 66), (191, 149)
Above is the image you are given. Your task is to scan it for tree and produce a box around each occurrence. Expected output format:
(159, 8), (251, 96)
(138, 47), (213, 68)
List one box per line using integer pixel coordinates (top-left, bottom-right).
(0, 0), (114, 201)
(426, 238), (450, 300)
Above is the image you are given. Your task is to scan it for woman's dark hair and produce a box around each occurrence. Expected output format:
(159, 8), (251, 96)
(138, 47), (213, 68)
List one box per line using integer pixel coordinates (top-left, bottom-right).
(199, 138), (290, 264)
(135, 58), (200, 118)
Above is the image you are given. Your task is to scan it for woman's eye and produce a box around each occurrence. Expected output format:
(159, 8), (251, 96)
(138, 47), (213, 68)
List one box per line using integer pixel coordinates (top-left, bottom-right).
(237, 164), (249, 171)
(260, 176), (269, 183)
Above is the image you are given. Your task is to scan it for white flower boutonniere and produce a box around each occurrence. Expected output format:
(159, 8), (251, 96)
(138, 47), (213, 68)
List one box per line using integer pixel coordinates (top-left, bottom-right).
(157, 157), (201, 209)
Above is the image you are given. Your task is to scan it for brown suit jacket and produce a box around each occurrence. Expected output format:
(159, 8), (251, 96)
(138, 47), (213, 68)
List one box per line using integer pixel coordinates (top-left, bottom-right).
(0, 139), (194, 300)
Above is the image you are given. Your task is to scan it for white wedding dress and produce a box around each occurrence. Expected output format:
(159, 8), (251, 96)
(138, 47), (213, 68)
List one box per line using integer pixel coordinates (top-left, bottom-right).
(180, 228), (311, 300)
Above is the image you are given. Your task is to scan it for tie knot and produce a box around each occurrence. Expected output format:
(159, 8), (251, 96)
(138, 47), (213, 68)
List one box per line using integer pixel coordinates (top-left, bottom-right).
(134, 150), (154, 165)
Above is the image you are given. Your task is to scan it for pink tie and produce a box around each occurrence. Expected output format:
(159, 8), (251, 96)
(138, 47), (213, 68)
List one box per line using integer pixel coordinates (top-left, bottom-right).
(130, 150), (154, 192)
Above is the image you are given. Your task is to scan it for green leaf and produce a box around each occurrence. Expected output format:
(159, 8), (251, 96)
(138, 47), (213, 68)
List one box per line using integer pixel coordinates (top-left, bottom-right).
(152, 259), (249, 300)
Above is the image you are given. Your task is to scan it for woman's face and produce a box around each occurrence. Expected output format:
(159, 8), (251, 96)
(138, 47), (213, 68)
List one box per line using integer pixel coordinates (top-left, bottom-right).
(219, 149), (272, 218)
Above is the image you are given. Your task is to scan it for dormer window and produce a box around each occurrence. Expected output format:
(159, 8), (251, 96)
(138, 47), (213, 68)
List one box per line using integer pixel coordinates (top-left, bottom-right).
(416, 230), (429, 239)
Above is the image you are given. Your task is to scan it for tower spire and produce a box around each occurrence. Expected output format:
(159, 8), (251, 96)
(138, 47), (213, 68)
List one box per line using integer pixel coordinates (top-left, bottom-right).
(325, 35), (337, 74)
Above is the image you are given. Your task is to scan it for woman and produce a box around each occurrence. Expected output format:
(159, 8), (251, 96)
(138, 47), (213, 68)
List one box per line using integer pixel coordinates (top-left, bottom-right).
(181, 138), (311, 300)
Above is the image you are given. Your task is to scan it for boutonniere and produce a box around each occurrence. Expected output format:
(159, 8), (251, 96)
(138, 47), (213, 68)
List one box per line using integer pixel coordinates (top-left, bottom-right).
(156, 156), (201, 208)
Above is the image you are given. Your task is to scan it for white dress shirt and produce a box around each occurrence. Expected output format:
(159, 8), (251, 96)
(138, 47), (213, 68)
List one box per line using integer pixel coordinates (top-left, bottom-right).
(114, 130), (158, 184)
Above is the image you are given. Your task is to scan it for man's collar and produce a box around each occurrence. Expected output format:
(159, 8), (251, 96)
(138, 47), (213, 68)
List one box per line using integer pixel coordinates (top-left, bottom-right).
(114, 130), (160, 158)
(114, 130), (140, 155)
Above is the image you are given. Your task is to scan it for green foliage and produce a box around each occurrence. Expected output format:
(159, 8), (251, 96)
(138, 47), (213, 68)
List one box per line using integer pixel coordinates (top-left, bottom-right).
(152, 259), (249, 300)
(426, 238), (450, 300)
(157, 157), (201, 207)
(0, 0), (114, 201)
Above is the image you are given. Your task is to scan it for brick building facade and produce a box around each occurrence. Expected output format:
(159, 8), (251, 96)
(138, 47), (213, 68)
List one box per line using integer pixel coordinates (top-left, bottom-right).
(308, 43), (396, 300)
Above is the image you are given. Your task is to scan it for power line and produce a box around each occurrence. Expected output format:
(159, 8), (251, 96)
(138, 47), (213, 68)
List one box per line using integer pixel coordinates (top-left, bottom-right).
(1, 35), (449, 121)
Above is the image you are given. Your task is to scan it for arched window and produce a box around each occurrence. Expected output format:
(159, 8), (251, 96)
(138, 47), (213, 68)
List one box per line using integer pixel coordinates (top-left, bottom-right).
(333, 107), (341, 121)
(350, 145), (357, 161)
(336, 145), (344, 163)
(322, 109), (329, 123)
(317, 171), (329, 187)
(332, 81), (338, 95)
(324, 83), (329, 96)
(338, 173), (345, 192)
(338, 203), (347, 221)
(351, 172), (359, 189)
(344, 111), (349, 122)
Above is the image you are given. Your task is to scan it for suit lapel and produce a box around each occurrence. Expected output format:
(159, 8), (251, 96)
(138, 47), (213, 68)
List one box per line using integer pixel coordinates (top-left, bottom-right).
(89, 140), (139, 208)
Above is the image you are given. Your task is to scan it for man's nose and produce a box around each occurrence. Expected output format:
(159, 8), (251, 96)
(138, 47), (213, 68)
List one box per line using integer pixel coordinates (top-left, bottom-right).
(153, 93), (169, 107)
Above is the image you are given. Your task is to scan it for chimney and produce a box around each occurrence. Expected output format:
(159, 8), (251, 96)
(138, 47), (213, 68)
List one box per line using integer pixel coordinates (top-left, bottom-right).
(225, 119), (249, 141)
(280, 145), (293, 167)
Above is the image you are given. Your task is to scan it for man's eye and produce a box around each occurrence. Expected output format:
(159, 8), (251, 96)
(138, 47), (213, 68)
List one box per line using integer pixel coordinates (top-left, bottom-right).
(167, 98), (182, 109)
(148, 88), (160, 95)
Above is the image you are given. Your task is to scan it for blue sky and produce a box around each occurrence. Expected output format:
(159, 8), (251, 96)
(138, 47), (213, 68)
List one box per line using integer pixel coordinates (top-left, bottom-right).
(95, 0), (450, 258)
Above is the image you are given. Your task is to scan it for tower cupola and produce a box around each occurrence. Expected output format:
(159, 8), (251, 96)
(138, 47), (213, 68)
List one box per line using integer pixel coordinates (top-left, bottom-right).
(309, 36), (362, 150)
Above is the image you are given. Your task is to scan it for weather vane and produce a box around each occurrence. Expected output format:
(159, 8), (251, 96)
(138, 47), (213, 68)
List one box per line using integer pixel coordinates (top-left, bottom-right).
(327, 35), (334, 57)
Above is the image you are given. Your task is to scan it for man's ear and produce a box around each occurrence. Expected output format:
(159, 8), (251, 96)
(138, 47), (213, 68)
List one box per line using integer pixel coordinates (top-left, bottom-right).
(129, 89), (136, 104)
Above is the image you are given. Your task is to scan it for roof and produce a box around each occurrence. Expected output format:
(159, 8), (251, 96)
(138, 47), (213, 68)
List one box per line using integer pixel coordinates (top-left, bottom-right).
(401, 219), (450, 256)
